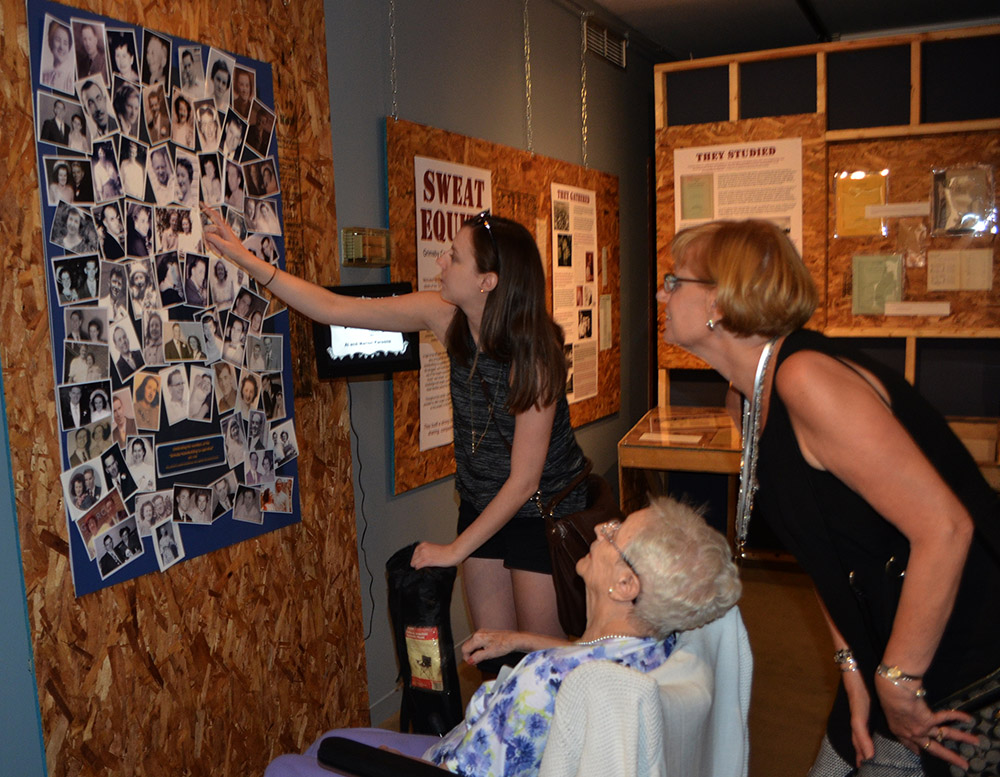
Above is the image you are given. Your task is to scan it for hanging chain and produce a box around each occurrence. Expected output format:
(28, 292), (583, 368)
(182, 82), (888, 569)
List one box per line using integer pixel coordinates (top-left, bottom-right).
(523, 0), (534, 153)
(579, 13), (589, 168)
(389, 0), (398, 120)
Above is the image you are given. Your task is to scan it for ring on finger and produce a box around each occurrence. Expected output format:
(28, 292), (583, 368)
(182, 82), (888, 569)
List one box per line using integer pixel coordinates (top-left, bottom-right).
(922, 739), (932, 751)
(934, 729), (945, 743)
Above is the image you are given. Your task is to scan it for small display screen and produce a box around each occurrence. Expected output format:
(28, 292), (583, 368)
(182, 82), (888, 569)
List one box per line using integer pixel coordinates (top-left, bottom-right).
(312, 282), (419, 378)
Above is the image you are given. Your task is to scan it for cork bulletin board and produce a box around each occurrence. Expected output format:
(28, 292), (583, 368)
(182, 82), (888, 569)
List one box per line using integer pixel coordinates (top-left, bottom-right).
(655, 113), (829, 370)
(2, 0), (366, 773)
(826, 131), (1000, 330)
(386, 118), (622, 494)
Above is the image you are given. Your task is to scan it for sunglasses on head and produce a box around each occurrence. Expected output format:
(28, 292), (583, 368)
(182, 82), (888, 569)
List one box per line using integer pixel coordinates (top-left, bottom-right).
(470, 209), (499, 259)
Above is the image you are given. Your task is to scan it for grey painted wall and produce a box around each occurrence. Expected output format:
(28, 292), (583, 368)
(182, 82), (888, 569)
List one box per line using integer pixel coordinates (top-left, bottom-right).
(0, 361), (48, 775)
(323, 0), (655, 724)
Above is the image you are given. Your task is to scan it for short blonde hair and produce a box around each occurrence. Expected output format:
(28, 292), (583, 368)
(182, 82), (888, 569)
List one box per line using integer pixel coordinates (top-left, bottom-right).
(672, 220), (817, 337)
(626, 497), (741, 637)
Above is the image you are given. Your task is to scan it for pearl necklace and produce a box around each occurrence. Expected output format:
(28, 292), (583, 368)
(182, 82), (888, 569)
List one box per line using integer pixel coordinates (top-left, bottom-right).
(576, 634), (636, 645)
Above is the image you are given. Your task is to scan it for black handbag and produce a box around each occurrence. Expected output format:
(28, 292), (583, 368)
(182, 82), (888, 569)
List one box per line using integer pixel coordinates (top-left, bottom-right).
(937, 666), (1000, 777)
(539, 459), (624, 637)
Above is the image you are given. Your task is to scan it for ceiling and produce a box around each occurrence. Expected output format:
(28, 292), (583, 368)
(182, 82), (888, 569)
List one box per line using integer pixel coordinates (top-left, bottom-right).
(596, 0), (1000, 60)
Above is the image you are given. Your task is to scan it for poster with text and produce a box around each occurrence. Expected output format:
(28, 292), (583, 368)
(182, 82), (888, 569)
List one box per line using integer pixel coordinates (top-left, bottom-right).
(551, 183), (598, 403)
(673, 138), (804, 254)
(413, 156), (491, 451)
(30, 0), (301, 596)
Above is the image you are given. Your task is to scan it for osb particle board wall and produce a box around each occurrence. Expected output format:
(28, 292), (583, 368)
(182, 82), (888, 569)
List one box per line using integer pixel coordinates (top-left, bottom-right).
(386, 118), (621, 494)
(826, 132), (1000, 329)
(655, 114), (829, 370)
(1, 1), (367, 774)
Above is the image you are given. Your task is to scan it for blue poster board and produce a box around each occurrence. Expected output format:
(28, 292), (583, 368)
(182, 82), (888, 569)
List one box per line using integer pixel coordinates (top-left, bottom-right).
(28, 0), (301, 596)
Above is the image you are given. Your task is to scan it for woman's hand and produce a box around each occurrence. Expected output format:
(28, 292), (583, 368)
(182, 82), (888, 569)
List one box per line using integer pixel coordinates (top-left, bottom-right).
(875, 676), (976, 769)
(842, 669), (874, 766)
(201, 204), (252, 268)
(410, 541), (464, 570)
(462, 629), (523, 665)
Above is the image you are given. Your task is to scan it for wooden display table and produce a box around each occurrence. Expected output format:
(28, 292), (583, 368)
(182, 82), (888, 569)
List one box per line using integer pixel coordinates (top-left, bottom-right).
(618, 405), (742, 540)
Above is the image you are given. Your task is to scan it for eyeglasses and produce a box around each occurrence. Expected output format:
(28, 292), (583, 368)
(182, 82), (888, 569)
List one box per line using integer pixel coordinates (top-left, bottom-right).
(470, 209), (499, 260)
(597, 520), (641, 583)
(663, 273), (716, 294)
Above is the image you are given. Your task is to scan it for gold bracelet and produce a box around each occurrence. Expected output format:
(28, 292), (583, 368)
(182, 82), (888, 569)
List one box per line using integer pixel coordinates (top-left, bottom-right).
(262, 264), (278, 288)
(876, 663), (927, 697)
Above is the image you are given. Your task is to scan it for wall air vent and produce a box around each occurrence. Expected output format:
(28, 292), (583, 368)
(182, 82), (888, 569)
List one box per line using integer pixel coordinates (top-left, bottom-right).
(584, 17), (627, 69)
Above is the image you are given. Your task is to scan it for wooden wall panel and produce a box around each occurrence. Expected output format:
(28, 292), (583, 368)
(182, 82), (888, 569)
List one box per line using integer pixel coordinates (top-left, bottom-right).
(826, 132), (1000, 330)
(386, 119), (621, 494)
(655, 114), (828, 370)
(1, 1), (368, 775)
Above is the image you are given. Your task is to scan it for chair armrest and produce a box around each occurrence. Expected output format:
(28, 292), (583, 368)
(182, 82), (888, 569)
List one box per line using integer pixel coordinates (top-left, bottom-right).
(317, 736), (447, 777)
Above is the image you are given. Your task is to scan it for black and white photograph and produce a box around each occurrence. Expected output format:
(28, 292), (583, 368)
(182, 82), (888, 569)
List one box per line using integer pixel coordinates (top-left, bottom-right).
(40, 14), (77, 94)
(44, 156), (79, 205)
(221, 413), (246, 469)
(58, 379), (111, 431)
(271, 419), (298, 468)
(134, 490), (171, 537)
(124, 200), (152, 257)
(50, 202), (99, 254)
(155, 251), (184, 305)
(52, 254), (99, 304)
(61, 456), (106, 520)
(111, 76), (141, 139)
(106, 28), (139, 84)
(244, 100), (275, 158)
(221, 312), (248, 366)
(214, 360), (239, 415)
(245, 197), (281, 235)
(91, 139), (122, 201)
(232, 66), (255, 118)
(76, 74), (118, 137)
(140, 31), (170, 89)
(235, 369), (261, 416)
(153, 519), (184, 571)
(110, 386), (137, 449)
(71, 18), (108, 85)
(37, 91), (79, 149)
(211, 471), (237, 518)
(178, 45), (204, 95)
(161, 364), (190, 426)
(220, 109), (246, 163)
(260, 372), (285, 421)
(98, 259), (129, 321)
(100, 441), (137, 499)
(244, 157), (279, 197)
(200, 153), (224, 206)
(132, 371), (162, 431)
(125, 435), (156, 492)
(118, 138), (146, 198)
(146, 143), (175, 204)
(188, 365), (215, 422)
(109, 317), (144, 381)
(93, 200), (125, 259)
(205, 49), (235, 113)
(232, 484), (262, 524)
(127, 258), (160, 312)
(195, 98), (221, 153)
(140, 309), (166, 366)
(63, 340), (109, 384)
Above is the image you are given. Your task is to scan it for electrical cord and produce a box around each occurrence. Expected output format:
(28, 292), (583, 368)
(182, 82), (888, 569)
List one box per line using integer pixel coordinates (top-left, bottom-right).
(347, 380), (377, 640)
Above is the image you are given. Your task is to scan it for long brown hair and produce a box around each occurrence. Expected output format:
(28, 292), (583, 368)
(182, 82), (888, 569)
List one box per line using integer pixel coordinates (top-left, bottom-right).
(445, 214), (566, 413)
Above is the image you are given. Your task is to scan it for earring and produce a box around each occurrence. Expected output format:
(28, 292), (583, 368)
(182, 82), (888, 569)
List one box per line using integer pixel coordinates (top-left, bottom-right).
(706, 318), (715, 331)
(608, 587), (614, 596)
(479, 287), (485, 294)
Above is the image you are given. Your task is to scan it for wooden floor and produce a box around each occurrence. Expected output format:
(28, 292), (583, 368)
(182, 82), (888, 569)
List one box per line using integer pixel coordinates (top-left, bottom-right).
(379, 563), (839, 776)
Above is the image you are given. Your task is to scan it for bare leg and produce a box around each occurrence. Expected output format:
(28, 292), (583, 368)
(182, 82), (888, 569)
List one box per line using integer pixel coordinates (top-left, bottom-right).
(511, 569), (565, 638)
(462, 557), (517, 631)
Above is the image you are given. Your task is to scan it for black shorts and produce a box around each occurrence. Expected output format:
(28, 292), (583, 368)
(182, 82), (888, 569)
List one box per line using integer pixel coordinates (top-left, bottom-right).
(457, 499), (552, 574)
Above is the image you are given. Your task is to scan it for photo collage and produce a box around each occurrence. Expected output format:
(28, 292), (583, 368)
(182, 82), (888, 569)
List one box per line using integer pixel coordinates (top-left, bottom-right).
(30, 1), (300, 596)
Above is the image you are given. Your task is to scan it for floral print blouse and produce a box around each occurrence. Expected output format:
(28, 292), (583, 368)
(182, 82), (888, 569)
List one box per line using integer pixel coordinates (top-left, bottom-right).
(424, 634), (676, 776)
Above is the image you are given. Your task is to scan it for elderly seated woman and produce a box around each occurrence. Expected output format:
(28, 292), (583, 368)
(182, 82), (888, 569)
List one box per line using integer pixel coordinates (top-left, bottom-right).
(266, 497), (742, 777)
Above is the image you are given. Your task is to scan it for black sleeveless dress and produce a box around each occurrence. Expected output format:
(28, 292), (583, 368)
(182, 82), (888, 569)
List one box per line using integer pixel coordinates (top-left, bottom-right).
(755, 329), (1000, 773)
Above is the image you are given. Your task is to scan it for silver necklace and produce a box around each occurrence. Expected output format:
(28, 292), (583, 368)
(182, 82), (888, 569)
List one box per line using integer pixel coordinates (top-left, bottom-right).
(735, 337), (778, 559)
(468, 350), (495, 455)
(576, 634), (636, 645)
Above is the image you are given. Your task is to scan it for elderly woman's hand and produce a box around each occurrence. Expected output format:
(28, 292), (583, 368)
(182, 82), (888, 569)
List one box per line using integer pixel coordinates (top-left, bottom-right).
(462, 630), (523, 665)
(875, 676), (977, 770)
